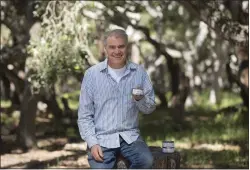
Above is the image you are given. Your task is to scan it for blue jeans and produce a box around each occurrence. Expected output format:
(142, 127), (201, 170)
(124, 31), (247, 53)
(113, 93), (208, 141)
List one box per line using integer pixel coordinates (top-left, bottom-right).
(88, 136), (153, 169)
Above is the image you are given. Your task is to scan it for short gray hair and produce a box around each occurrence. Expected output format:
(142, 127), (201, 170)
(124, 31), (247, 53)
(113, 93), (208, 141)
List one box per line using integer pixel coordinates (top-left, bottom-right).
(103, 29), (128, 47)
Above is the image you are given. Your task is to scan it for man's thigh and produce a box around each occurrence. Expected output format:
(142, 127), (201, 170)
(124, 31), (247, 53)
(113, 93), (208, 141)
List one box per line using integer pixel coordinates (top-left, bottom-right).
(88, 146), (118, 169)
(120, 136), (153, 168)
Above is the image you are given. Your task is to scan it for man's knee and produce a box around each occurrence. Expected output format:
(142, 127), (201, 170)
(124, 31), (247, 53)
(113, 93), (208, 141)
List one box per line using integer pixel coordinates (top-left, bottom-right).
(141, 152), (154, 168)
(131, 152), (154, 168)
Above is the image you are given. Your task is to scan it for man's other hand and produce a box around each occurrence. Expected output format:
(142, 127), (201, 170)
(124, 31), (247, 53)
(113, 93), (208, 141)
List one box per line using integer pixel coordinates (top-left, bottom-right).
(91, 144), (104, 162)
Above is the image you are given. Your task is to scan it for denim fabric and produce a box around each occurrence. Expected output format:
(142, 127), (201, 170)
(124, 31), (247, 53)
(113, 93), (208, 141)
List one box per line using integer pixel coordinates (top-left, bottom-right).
(88, 136), (153, 169)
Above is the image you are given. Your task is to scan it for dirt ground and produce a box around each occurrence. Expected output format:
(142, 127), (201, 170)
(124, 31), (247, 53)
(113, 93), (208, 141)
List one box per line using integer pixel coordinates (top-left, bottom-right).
(1, 137), (90, 168)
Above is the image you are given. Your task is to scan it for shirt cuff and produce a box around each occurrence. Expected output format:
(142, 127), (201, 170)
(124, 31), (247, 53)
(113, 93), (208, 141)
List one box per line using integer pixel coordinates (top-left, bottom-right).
(85, 136), (99, 149)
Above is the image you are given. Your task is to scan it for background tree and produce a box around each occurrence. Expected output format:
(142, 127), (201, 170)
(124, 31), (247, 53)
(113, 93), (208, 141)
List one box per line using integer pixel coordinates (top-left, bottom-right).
(0, 0), (48, 150)
(180, 0), (249, 107)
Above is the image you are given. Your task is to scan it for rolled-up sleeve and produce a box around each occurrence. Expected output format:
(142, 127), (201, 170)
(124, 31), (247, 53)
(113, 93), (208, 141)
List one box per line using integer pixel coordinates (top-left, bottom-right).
(135, 68), (156, 114)
(77, 70), (98, 148)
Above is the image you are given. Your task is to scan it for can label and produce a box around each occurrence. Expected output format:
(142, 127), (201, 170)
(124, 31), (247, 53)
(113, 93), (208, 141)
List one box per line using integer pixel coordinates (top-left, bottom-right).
(162, 141), (175, 153)
(162, 147), (175, 153)
(132, 89), (143, 95)
(162, 141), (174, 148)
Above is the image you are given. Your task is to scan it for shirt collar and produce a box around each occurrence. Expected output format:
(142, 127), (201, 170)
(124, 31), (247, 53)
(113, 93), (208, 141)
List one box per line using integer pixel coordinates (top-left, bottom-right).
(99, 58), (137, 72)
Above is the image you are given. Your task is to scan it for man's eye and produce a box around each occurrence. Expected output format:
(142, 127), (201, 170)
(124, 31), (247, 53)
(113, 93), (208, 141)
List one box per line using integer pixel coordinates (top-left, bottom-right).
(119, 45), (125, 49)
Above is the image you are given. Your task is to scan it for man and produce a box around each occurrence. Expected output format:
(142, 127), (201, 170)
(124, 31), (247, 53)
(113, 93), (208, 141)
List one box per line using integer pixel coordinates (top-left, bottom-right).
(78, 29), (156, 168)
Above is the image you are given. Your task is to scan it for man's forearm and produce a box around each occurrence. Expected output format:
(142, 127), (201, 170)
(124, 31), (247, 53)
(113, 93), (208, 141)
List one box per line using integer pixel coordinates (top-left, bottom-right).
(135, 96), (156, 114)
(77, 118), (98, 148)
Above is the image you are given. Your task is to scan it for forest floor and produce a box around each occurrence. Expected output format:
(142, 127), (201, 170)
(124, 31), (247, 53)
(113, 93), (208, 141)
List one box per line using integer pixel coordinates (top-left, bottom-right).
(1, 134), (247, 169)
(1, 136), (90, 168)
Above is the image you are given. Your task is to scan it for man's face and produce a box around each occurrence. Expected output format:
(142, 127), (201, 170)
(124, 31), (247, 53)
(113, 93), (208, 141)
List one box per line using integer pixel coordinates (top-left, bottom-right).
(105, 35), (127, 69)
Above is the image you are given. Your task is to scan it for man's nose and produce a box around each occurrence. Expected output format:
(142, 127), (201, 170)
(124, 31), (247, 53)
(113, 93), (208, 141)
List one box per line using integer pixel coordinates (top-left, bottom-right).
(114, 48), (121, 54)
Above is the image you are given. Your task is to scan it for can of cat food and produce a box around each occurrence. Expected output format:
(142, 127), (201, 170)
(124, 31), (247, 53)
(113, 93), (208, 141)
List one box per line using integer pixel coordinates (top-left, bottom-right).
(162, 141), (175, 153)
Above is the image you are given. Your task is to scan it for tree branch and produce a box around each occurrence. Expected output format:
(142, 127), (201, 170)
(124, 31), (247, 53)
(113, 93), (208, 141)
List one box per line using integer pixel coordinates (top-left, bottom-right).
(180, 1), (248, 47)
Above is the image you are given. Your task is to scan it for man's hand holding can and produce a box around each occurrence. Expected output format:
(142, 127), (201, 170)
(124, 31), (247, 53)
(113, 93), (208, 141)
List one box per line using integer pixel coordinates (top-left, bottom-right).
(132, 88), (144, 101)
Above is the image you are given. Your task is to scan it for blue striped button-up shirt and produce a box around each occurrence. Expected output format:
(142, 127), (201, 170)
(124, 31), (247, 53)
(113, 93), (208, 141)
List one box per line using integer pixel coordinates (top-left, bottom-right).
(77, 59), (156, 148)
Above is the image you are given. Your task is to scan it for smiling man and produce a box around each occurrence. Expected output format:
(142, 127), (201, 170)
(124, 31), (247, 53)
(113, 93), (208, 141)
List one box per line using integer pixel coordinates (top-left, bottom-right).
(77, 29), (156, 169)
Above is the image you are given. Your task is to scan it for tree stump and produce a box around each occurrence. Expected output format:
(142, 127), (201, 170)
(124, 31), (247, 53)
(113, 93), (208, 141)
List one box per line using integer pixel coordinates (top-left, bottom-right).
(116, 146), (180, 169)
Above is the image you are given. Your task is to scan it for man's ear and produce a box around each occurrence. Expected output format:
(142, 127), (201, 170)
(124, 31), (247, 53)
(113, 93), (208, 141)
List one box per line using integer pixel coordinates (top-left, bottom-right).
(104, 47), (107, 55)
